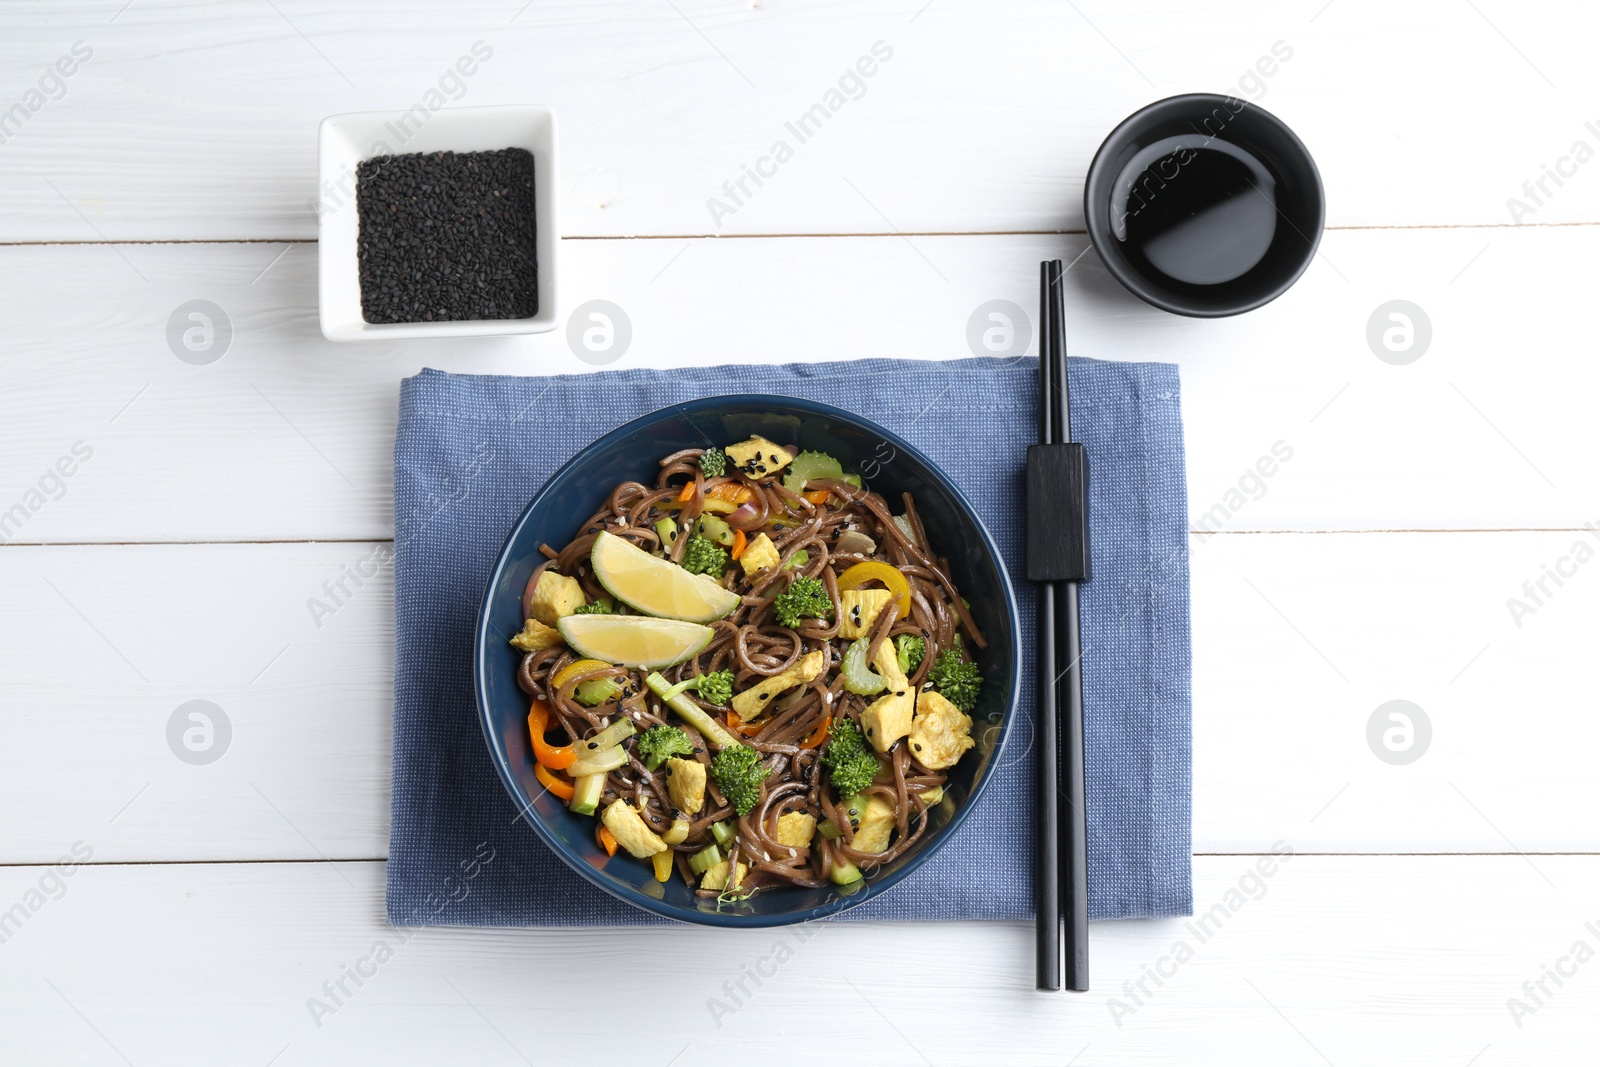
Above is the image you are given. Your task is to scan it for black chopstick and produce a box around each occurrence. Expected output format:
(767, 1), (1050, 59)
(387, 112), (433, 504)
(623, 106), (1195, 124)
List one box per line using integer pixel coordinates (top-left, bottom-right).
(1050, 261), (1091, 993)
(1033, 261), (1063, 991)
(1030, 259), (1090, 992)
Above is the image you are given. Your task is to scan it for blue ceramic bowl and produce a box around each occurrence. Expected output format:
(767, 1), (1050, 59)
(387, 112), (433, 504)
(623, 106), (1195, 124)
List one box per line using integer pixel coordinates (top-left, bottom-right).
(473, 396), (1020, 927)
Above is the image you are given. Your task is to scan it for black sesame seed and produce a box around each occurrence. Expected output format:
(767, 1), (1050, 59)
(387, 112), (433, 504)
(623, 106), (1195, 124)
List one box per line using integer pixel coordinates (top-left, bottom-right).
(355, 148), (538, 324)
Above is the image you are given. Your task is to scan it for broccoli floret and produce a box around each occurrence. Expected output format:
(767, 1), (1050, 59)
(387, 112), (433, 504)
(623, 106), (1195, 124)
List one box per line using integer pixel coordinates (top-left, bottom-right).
(680, 534), (730, 577)
(699, 447), (727, 478)
(636, 724), (695, 771)
(710, 745), (770, 816)
(572, 597), (613, 615)
(895, 634), (926, 674)
(663, 669), (735, 707)
(820, 715), (880, 798)
(927, 647), (982, 712)
(772, 574), (833, 629)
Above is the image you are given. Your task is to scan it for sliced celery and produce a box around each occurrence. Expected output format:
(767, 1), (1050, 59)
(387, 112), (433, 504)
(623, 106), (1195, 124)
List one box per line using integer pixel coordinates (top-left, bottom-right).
(566, 744), (629, 778)
(574, 676), (623, 707)
(829, 856), (863, 885)
(569, 773), (605, 816)
(576, 718), (636, 754)
(709, 819), (737, 847)
(782, 451), (844, 493)
(646, 671), (744, 750)
(840, 636), (887, 695)
(688, 842), (724, 875)
(696, 513), (734, 547)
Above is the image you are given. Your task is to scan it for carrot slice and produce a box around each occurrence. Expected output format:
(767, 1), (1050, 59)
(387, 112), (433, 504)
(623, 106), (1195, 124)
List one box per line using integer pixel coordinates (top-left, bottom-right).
(803, 490), (830, 505)
(730, 528), (748, 560)
(677, 479), (697, 502)
(598, 826), (618, 857)
(535, 763), (575, 800)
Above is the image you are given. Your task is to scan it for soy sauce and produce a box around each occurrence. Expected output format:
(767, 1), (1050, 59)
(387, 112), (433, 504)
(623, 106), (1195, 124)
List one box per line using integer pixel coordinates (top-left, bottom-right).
(1109, 136), (1277, 287)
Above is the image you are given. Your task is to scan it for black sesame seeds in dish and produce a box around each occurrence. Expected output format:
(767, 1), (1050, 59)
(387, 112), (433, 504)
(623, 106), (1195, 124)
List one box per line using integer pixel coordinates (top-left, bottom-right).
(355, 148), (537, 324)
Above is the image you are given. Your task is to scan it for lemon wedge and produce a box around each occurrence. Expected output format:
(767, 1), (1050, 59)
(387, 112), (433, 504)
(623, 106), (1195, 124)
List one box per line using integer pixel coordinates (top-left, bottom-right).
(590, 530), (741, 623)
(556, 614), (715, 670)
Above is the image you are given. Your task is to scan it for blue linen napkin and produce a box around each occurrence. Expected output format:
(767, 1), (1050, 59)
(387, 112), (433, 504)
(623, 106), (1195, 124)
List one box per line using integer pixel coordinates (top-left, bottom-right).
(388, 356), (1192, 925)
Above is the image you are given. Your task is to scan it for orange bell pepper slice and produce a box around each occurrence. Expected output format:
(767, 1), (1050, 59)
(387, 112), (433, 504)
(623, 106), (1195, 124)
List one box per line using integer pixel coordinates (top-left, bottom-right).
(527, 700), (577, 770)
(677, 479), (697, 503)
(835, 561), (912, 622)
(535, 763), (575, 801)
(800, 714), (830, 749)
(803, 490), (831, 506)
(730, 528), (748, 560)
(706, 482), (752, 505)
(725, 710), (764, 738)
(598, 826), (618, 857)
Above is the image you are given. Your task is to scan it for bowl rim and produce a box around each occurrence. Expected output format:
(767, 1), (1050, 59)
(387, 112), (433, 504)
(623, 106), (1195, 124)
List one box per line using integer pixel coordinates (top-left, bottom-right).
(1083, 91), (1324, 318)
(471, 393), (1023, 928)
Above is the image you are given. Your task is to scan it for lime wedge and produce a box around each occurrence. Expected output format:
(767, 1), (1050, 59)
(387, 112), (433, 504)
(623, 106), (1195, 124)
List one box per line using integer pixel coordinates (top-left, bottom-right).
(590, 530), (742, 623)
(556, 614), (715, 670)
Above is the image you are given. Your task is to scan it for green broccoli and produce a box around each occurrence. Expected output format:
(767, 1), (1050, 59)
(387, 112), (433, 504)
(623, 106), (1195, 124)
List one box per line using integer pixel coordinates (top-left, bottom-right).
(772, 574), (833, 629)
(821, 715), (880, 798)
(680, 534), (729, 577)
(895, 634), (926, 674)
(927, 647), (982, 712)
(699, 447), (727, 478)
(572, 597), (613, 615)
(636, 724), (695, 770)
(662, 669), (735, 707)
(710, 745), (770, 816)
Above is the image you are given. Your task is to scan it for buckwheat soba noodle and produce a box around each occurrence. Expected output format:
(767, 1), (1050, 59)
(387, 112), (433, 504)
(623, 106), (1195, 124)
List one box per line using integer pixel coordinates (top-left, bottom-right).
(510, 436), (985, 899)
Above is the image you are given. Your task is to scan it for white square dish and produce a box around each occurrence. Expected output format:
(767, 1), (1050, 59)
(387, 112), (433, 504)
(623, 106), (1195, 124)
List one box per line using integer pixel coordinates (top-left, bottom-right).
(317, 104), (558, 341)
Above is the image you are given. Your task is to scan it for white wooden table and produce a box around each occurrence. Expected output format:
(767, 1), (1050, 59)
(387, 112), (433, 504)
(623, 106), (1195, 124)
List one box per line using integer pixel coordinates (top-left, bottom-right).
(3, 2), (1597, 1063)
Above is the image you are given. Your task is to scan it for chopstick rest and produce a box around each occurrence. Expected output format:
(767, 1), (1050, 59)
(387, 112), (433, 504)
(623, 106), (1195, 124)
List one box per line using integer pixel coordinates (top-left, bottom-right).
(1025, 442), (1091, 583)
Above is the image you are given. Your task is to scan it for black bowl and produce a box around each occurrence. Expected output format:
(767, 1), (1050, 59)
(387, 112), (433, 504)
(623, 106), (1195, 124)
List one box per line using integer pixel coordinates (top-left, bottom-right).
(1084, 93), (1324, 317)
(473, 396), (1021, 927)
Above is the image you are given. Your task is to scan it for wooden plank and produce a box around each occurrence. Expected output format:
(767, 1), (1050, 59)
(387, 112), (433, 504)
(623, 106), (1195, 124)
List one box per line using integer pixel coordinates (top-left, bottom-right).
(1, 1), (1597, 240)
(1192, 529), (1600, 856)
(1, 530), (1592, 864)
(1, 225), (1593, 545)
(0, 854), (1591, 1064)
(0, 542), (393, 864)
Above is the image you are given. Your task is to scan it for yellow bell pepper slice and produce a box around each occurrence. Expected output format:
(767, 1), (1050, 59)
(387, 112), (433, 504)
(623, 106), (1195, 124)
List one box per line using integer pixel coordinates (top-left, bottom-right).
(835, 561), (911, 624)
